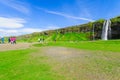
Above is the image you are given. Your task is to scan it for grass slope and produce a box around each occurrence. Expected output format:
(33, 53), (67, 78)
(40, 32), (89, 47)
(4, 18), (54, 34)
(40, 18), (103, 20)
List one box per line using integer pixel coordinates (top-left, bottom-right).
(17, 32), (90, 42)
(49, 32), (90, 41)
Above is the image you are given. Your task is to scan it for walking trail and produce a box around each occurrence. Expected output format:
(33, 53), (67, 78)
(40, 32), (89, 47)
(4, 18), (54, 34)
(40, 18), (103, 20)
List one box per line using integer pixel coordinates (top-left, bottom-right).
(41, 46), (89, 60)
(0, 43), (32, 51)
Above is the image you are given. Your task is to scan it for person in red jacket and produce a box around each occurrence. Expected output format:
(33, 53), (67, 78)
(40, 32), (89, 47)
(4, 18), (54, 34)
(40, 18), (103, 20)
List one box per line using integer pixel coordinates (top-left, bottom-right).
(10, 37), (16, 44)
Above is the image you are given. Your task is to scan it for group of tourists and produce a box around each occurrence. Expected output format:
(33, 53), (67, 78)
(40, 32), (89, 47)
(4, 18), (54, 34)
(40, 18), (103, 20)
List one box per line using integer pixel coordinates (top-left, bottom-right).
(8, 37), (16, 44)
(38, 38), (44, 43)
(0, 36), (16, 44)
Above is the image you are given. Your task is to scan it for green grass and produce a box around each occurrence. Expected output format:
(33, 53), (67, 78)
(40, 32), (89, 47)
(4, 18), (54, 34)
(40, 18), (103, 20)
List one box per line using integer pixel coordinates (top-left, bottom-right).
(17, 32), (90, 42)
(46, 32), (90, 41)
(0, 49), (63, 80)
(1, 40), (120, 80)
(34, 40), (120, 52)
(52, 51), (120, 80)
(33, 40), (120, 80)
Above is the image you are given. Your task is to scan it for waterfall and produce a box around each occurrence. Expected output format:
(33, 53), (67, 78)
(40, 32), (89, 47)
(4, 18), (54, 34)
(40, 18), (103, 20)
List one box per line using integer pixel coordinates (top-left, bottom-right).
(101, 20), (111, 40)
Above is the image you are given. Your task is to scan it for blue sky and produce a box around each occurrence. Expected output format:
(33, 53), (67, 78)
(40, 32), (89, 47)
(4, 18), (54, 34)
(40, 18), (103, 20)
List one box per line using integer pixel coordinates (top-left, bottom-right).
(0, 0), (120, 36)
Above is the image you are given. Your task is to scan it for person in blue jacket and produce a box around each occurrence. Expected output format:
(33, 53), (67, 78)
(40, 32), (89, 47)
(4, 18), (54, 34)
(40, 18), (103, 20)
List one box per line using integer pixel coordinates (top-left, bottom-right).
(1, 37), (4, 44)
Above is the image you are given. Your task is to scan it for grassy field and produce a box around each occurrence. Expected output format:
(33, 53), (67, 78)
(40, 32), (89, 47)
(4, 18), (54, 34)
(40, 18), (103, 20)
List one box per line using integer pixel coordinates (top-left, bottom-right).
(34, 40), (120, 80)
(0, 40), (120, 80)
(34, 40), (120, 52)
(0, 49), (64, 80)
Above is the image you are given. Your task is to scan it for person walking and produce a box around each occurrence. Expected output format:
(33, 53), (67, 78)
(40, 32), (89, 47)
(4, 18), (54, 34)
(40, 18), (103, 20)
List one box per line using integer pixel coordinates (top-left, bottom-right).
(10, 37), (14, 44)
(0, 37), (1, 43)
(1, 37), (4, 44)
(8, 37), (10, 43)
(10, 37), (16, 44)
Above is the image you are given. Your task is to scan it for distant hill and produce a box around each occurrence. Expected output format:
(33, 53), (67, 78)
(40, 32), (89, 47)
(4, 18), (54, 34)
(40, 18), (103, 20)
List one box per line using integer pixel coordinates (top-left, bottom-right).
(17, 16), (120, 42)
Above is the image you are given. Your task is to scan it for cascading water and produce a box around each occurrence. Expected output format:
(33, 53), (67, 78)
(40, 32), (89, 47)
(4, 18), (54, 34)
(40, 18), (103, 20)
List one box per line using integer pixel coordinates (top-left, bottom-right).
(101, 20), (111, 40)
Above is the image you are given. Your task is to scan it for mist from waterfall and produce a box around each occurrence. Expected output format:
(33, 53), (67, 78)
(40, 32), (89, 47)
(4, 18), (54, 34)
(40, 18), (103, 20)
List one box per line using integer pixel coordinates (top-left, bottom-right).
(101, 20), (111, 40)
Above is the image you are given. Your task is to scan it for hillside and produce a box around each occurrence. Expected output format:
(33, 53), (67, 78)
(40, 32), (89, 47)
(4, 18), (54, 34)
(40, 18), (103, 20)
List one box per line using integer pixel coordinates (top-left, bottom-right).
(17, 16), (120, 42)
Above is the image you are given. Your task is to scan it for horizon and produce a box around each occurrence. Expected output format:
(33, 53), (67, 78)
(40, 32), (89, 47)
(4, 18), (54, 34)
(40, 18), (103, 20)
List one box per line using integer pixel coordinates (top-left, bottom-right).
(0, 0), (120, 36)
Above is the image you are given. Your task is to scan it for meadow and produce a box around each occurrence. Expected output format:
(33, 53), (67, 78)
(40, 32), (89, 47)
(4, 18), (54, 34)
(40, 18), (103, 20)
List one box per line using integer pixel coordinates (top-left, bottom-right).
(34, 40), (120, 52)
(0, 40), (120, 80)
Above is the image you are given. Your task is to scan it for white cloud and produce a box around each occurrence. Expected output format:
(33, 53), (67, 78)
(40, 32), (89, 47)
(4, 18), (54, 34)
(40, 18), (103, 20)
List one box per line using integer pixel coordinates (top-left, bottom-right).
(43, 25), (60, 30)
(0, 17), (26, 28)
(38, 8), (94, 22)
(0, 0), (29, 14)
(19, 26), (60, 34)
(0, 25), (60, 36)
(0, 28), (41, 36)
(0, 29), (19, 36)
(20, 28), (43, 33)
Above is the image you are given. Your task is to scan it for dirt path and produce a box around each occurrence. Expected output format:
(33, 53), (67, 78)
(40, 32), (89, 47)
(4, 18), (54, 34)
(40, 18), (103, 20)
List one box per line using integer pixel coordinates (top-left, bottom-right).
(0, 43), (32, 51)
(39, 47), (93, 80)
(40, 46), (90, 61)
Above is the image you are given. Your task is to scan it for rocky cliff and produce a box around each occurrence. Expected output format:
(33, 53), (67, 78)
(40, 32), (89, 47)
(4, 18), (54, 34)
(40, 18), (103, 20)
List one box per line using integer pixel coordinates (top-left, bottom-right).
(17, 16), (120, 42)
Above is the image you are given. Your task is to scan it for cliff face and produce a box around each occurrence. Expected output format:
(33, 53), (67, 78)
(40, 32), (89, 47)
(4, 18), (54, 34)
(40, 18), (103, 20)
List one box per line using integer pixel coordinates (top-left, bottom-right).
(17, 16), (120, 42)
(111, 17), (120, 39)
(55, 16), (120, 40)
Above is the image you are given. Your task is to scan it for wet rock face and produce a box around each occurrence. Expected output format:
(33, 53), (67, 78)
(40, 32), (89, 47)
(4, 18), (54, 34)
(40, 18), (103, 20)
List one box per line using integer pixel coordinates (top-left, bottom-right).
(111, 23), (120, 39)
(92, 18), (120, 40)
(94, 25), (120, 40)
(110, 17), (120, 39)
